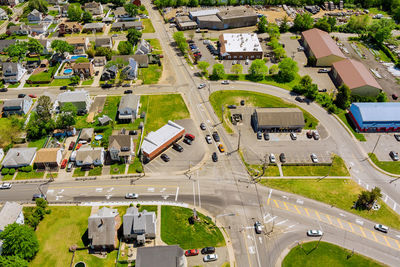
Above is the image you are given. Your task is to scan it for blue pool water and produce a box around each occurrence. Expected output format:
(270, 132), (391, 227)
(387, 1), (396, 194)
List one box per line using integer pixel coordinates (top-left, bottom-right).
(64, 69), (73, 74)
(71, 55), (87, 60)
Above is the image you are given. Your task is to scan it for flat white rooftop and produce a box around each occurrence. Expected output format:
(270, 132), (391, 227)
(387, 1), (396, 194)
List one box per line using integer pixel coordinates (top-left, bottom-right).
(141, 121), (184, 155)
(222, 33), (263, 53)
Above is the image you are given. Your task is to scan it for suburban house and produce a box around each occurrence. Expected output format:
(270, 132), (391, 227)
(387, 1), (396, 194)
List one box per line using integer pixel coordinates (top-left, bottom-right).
(79, 128), (94, 142)
(0, 0), (19, 6)
(0, 40), (16, 53)
(2, 96), (33, 117)
(118, 94), (140, 122)
(88, 207), (120, 251)
(34, 148), (63, 171)
(109, 134), (134, 163)
(7, 25), (30, 35)
(66, 37), (89, 54)
(135, 39), (151, 55)
(95, 37), (113, 48)
(101, 65), (118, 80)
(121, 58), (138, 80)
(48, 0), (64, 4)
(39, 39), (51, 54)
(58, 22), (82, 35)
(72, 62), (95, 79)
(82, 23), (105, 33)
(136, 245), (187, 267)
(59, 4), (69, 17)
(0, 8), (8, 20)
(113, 7), (130, 19)
(1, 147), (37, 169)
(123, 207), (156, 244)
(42, 14), (54, 24)
(93, 56), (107, 67)
(27, 9), (43, 23)
(30, 24), (51, 35)
(75, 147), (104, 167)
(111, 21), (143, 31)
(0, 202), (24, 232)
(84, 1), (103, 15)
(56, 90), (91, 114)
(102, 16), (114, 24)
(2, 62), (27, 83)
(98, 115), (112, 126)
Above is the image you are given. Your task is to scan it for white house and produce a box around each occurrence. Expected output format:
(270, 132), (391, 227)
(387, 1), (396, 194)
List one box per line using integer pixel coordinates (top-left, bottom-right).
(2, 62), (27, 83)
(0, 8), (8, 20)
(135, 39), (151, 55)
(121, 58), (138, 80)
(56, 90), (91, 114)
(75, 147), (105, 167)
(27, 9), (43, 24)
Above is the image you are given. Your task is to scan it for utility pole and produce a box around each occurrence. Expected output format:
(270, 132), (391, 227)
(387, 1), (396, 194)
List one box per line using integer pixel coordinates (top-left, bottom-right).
(237, 129), (241, 151)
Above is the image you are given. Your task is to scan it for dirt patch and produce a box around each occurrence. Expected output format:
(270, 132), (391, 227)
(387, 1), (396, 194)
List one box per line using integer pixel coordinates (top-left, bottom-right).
(258, 7), (293, 23)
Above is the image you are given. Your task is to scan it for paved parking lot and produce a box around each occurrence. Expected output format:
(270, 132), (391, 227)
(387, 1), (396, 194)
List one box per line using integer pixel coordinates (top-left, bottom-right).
(362, 133), (400, 161)
(144, 119), (206, 173)
(186, 246), (229, 267)
(195, 38), (217, 73)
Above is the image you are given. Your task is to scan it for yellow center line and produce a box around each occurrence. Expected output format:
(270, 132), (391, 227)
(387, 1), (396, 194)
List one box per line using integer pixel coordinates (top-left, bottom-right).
(293, 205), (301, 214)
(383, 236), (391, 248)
(359, 226), (366, 238)
(314, 210), (321, 221)
(273, 199), (280, 208)
(394, 239), (400, 249)
(370, 230), (378, 242)
(304, 208), (310, 217)
(283, 202), (289, 211)
(325, 214), (333, 224)
(337, 218), (344, 229)
(347, 222), (355, 233)
(49, 184), (177, 189)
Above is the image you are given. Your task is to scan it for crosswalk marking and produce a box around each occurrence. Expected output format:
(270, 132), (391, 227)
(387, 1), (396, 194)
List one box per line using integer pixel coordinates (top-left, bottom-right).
(314, 210), (321, 220)
(347, 222), (354, 232)
(273, 199), (280, 208)
(325, 214), (333, 225)
(371, 230), (378, 242)
(394, 239), (400, 249)
(283, 202), (289, 210)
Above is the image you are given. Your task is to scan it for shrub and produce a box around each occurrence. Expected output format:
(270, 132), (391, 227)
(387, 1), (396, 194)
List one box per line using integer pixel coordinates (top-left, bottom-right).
(9, 169), (15, 175)
(1, 168), (9, 175)
(136, 166), (143, 173)
(25, 166), (33, 172)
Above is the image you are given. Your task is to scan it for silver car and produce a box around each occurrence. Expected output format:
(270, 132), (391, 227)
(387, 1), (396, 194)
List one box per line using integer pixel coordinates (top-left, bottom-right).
(203, 254), (218, 262)
(307, 229), (323, 236)
(374, 224), (389, 233)
(0, 182), (12, 189)
(125, 193), (139, 199)
(205, 135), (212, 144)
(270, 153), (276, 163)
(311, 153), (318, 163)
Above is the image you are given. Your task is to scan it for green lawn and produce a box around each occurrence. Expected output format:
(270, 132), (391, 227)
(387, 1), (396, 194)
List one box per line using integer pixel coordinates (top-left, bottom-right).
(282, 241), (385, 267)
(1, 174), (15, 181)
(99, 96), (121, 121)
(128, 157), (143, 174)
(138, 64), (162, 84)
(0, 116), (25, 147)
(139, 205), (158, 215)
(27, 66), (57, 83)
(110, 163), (126, 175)
(240, 150), (280, 177)
(73, 167), (86, 177)
(260, 179), (400, 230)
(15, 170), (45, 180)
(25, 78), (74, 87)
(7, 82), (20, 88)
(46, 172), (58, 178)
(142, 18), (155, 33)
(146, 39), (162, 54)
(369, 153), (400, 175)
(142, 94), (190, 133)
(161, 206), (226, 249)
(210, 90), (319, 133)
(282, 156), (349, 176)
(81, 79), (94, 86)
(28, 137), (48, 149)
(337, 112), (366, 142)
(88, 166), (102, 176)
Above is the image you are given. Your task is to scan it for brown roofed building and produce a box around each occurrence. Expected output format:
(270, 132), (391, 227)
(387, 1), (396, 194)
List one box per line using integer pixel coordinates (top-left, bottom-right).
(34, 148), (63, 171)
(72, 62), (94, 79)
(252, 108), (305, 132)
(301, 28), (346, 66)
(331, 59), (382, 97)
(66, 37), (89, 54)
(58, 22), (82, 35)
(109, 134), (134, 163)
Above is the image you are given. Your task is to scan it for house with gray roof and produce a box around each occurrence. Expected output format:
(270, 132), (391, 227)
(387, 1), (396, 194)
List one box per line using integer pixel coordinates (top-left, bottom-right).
(2, 96), (33, 117)
(56, 90), (91, 114)
(82, 22), (105, 33)
(135, 39), (151, 55)
(136, 245), (186, 267)
(121, 58), (138, 80)
(0, 8), (8, 20)
(84, 1), (103, 15)
(1, 147), (37, 169)
(2, 62), (27, 83)
(123, 207), (156, 244)
(0, 40), (16, 53)
(75, 147), (104, 167)
(109, 134), (133, 163)
(111, 21), (143, 31)
(98, 115), (112, 126)
(95, 37), (112, 48)
(0, 202), (24, 232)
(79, 128), (94, 142)
(88, 207), (119, 251)
(28, 9), (43, 23)
(118, 94), (140, 122)
(101, 65), (118, 80)
(39, 39), (51, 54)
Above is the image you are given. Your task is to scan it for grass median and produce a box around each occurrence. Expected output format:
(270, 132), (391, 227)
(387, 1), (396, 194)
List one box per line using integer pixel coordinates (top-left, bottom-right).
(369, 153), (400, 175)
(260, 178), (400, 229)
(281, 156), (349, 177)
(282, 241), (385, 267)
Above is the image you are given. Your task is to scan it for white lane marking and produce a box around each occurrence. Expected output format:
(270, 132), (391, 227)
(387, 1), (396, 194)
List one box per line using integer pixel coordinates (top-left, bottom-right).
(162, 195), (170, 200)
(96, 188), (103, 192)
(259, 237), (263, 244)
(296, 199), (304, 205)
(248, 246), (255, 254)
(147, 187), (155, 192)
(55, 195), (63, 200)
(356, 219), (364, 225)
(395, 235), (400, 239)
(105, 194), (112, 199)
(275, 219), (288, 226)
(247, 235), (253, 240)
(339, 213), (346, 217)
(175, 187), (179, 201)
(47, 189), (54, 194)
(160, 188), (166, 193)
(282, 195), (288, 200)
(268, 189), (272, 203)
(57, 189), (64, 194)
(265, 216), (277, 224)
(384, 195), (388, 202)
(285, 224), (296, 230)
(107, 187), (114, 193)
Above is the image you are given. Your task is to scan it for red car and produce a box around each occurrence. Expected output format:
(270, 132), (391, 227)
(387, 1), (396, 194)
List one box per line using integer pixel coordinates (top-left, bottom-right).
(68, 141), (75, 150)
(76, 143), (82, 150)
(392, 94), (398, 100)
(28, 94), (37, 98)
(60, 159), (68, 169)
(185, 249), (199, 257)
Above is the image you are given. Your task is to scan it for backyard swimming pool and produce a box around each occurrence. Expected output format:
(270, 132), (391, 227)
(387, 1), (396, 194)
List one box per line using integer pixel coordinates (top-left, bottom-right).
(71, 55), (87, 60)
(64, 69), (73, 74)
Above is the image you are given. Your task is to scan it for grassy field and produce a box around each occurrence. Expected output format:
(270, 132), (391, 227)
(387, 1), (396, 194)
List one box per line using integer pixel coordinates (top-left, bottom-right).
(282, 156), (349, 176)
(282, 241), (385, 267)
(88, 166), (102, 176)
(138, 64), (162, 84)
(110, 163), (126, 175)
(337, 112), (366, 142)
(73, 167), (86, 177)
(146, 39), (163, 55)
(240, 150), (280, 177)
(142, 19), (155, 33)
(7, 82), (20, 88)
(260, 179), (400, 229)
(369, 153), (400, 175)
(15, 170), (45, 180)
(128, 157), (142, 174)
(161, 206), (226, 249)
(0, 116), (25, 147)
(210, 90), (318, 133)
(28, 137), (47, 149)
(142, 94), (190, 133)
(81, 79), (94, 86)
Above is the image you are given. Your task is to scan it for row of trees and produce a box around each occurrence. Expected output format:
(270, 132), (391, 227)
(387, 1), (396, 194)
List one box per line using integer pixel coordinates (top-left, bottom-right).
(173, 31), (188, 54)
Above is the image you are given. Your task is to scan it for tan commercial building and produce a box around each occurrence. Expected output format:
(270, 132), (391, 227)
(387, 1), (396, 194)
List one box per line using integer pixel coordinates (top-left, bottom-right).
(219, 33), (263, 60)
(252, 108), (305, 132)
(301, 28), (346, 66)
(331, 59), (382, 97)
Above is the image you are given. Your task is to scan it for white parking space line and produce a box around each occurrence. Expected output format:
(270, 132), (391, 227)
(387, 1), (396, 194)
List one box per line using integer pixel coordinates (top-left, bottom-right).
(275, 219), (288, 226)
(175, 187), (179, 201)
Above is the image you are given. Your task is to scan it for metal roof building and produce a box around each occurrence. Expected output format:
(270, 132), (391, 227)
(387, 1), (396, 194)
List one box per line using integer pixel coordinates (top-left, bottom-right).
(252, 108), (305, 132)
(189, 9), (219, 20)
(219, 33), (263, 60)
(349, 102), (400, 132)
(141, 121), (185, 160)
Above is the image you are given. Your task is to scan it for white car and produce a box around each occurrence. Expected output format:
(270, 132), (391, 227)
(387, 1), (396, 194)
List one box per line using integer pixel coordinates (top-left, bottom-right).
(125, 193), (139, 199)
(221, 80), (229, 85)
(0, 182), (12, 189)
(374, 224), (389, 233)
(205, 135), (212, 144)
(311, 153), (318, 163)
(269, 153), (276, 163)
(198, 83), (206, 89)
(307, 230), (323, 237)
(318, 68), (329, 73)
(203, 254), (218, 262)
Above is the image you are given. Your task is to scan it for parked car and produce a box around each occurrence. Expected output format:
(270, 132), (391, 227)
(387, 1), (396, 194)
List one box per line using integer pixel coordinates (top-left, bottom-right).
(390, 151), (399, 161)
(18, 93), (26, 98)
(212, 131), (220, 142)
(172, 143), (183, 152)
(32, 193), (46, 201)
(313, 131), (320, 140)
(185, 249), (199, 256)
(295, 96), (303, 102)
(306, 131), (313, 139)
(290, 132), (297, 140)
(395, 134), (400, 142)
(318, 88), (327, 92)
(245, 59), (250, 65)
(205, 135), (212, 144)
(60, 86), (67, 90)
(240, 100), (245, 106)
(218, 144), (225, 153)
(200, 123), (206, 130)
(69, 141), (75, 150)
(201, 247), (216, 254)
(254, 221), (262, 234)
(263, 132), (270, 141)
(29, 94), (37, 98)
(61, 159), (68, 169)
(212, 152), (218, 162)
(374, 224), (389, 233)
(232, 60), (237, 65)
(227, 105), (237, 109)
(280, 153), (286, 163)
(185, 133), (195, 141)
(307, 230), (323, 237)
(311, 153), (318, 163)
(102, 83), (112, 88)
(392, 94), (398, 100)
(0, 182), (12, 189)
(161, 154), (170, 162)
(0, 88), (8, 92)
(269, 153), (276, 163)
(66, 162), (73, 172)
(221, 80), (229, 85)
(257, 131), (262, 140)
(203, 254), (218, 262)
(125, 193), (139, 199)
(318, 68), (329, 73)
(76, 144), (82, 150)
(183, 138), (192, 145)
(124, 90), (133, 94)
(198, 83), (206, 89)
(95, 71), (99, 76)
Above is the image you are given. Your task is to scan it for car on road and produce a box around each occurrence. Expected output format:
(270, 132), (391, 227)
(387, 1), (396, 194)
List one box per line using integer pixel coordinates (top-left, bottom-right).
(172, 143), (183, 152)
(311, 153), (318, 163)
(390, 151), (399, 161)
(0, 88), (8, 92)
(198, 83), (206, 89)
(95, 71), (100, 76)
(0, 182), (12, 189)
(263, 132), (270, 141)
(313, 131), (320, 140)
(32, 193), (46, 201)
(212, 152), (218, 162)
(125, 193), (139, 199)
(257, 131), (262, 140)
(185, 249), (199, 256)
(28, 94), (37, 98)
(76, 144), (82, 150)
(203, 254), (218, 262)
(183, 138), (192, 145)
(395, 134), (400, 142)
(221, 80), (229, 85)
(101, 83), (112, 88)
(69, 141), (75, 150)
(254, 221), (262, 234)
(392, 94), (398, 100)
(295, 96), (303, 102)
(161, 154), (170, 162)
(318, 68), (329, 73)
(60, 86), (67, 90)
(201, 247), (215, 254)
(200, 123), (206, 130)
(240, 100), (245, 106)
(18, 93), (26, 98)
(124, 90), (133, 94)
(232, 60), (237, 65)
(61, 159), (68, 169)
(269, 153), (276, 163)
(205, 135), (212, 144)
(290, 132), (297, 140)
(280, 153), (286, 163)
(212, 131), (220, 142)
(66, 162), (73, 172)
(374, 224), (389, 233)
(307, 230), (323, 237)
(218, 144), (225, 153)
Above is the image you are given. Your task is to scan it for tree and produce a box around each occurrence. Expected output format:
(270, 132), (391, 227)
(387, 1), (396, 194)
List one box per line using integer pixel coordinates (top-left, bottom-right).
(273, 46), (286, 60)
(345, 15), (371, 33)
(173, 31), (188, 54)
(0, 256), (28, 267)
(27, 0), (48, 13)
(292, 13), (313, 32)
(75, 57), (89, 63)
(124, 3), (138, 17)
(27, 38), (44, 56)
(268, 23), (280, 39)
(211, 63), (225, 80)
(278, 58), (298, 82)
(0, 223), (39, 261)
(118, 41), (133, 55)
(231, 64), (243, 76)
(5, 42), (27, 61)
(376, 92), (387, 102)
(257, 16), (267, 33)
(279, 16), (290, 33)
(127, 28), (142, 46)
(314, 17), (331, 32)
(70, 75), (80, 85)
(269, 64), (278, 75)
(56, 111), (76, 129)
(198, 61), (210, 76)
(51, 40), (74, 54)
(36, 95), (52, 122)
(95, 47), (112, 60)
(394, 6), (400, 22)
(249, 59), (268, 80)
(61, 102), (77, 116)
(369, 19), (395, 44)
(355, 187), (382, 210)
(188, 0), (198, 7)
(67, 4), (83, 22)
(335, 84), (351, 109)
(327, 17), (336, 31)
(111, 0), (125, 7)
(81, 11), (93, 23)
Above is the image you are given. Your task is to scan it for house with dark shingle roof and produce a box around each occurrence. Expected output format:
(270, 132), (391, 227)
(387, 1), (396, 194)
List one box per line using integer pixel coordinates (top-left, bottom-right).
(2, 96), (33, 117)
(75, 147), (104, 167)
(82, 22), (105, 33)
(109, 134), (133, 162)
(123, 207), (156, 244)
(88, 207), (119, 251)
(27, 9), (43, 23)
(95, 37), (112, 48)
(1, 147), (37, 168)
(136, 245), (186, 267)
(79, 128), (94, 142)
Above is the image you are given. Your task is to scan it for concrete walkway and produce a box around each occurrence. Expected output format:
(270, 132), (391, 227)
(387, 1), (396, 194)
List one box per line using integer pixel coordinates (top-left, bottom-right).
(154, 205), (167, 246)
